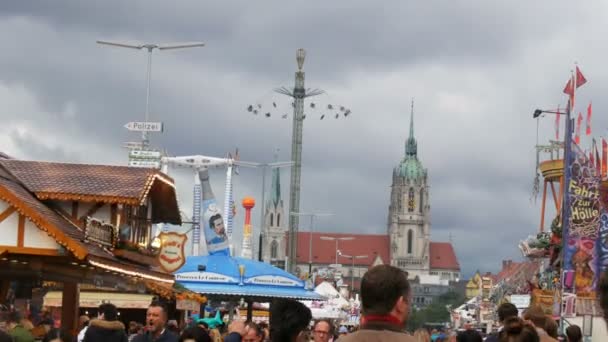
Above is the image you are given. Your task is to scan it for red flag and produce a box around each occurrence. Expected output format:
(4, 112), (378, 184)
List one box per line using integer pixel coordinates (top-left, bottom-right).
(563, 78), (574, 96)
(563, 77), (575, 109)
(576, 66), (587, 88)
(555, 106), (561, 140)
(603, 138), (607, 178)
(586, 102), (592, 135)
(575, 113), (582, 144)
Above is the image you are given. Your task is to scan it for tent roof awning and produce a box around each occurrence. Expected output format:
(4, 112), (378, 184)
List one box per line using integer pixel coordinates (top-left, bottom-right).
(43, 291), (154, 309)
(178, 282), (324, 302)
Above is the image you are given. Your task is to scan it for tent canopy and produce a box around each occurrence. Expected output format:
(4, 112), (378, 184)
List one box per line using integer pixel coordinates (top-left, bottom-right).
(175, 255), (324, 302)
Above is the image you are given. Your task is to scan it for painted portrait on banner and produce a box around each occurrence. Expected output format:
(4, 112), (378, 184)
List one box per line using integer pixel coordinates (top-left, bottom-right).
(200, 170), (230, 256)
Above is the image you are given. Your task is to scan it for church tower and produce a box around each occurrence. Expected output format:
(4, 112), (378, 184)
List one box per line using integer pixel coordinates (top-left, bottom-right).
(262, 165), (287, 267)
(388, 101), (431, 278)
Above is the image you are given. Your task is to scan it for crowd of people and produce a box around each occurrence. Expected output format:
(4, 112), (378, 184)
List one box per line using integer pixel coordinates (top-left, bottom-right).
(1, 265), (608, 341)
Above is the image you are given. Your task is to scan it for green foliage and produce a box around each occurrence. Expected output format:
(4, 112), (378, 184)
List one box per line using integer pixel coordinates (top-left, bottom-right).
(407, 291), (465, 331)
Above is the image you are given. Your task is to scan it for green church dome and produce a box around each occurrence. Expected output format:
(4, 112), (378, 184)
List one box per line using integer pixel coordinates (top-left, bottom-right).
(396, 102), (426, 181)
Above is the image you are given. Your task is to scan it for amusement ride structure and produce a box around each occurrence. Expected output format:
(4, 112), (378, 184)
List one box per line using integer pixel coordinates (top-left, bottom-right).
(246, 49), (352, 273)
(161, 152), (257, 255)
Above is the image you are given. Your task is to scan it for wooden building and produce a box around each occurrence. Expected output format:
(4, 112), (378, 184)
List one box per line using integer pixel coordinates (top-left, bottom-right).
(0, 158), (181, 334)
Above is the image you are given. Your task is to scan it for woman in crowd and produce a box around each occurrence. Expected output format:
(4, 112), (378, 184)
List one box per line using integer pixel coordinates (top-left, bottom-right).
(499, 317), (539, 342)
(565, 325), (582, 342)
(42, 328), (72, 342)
(413, 328), (430, 342)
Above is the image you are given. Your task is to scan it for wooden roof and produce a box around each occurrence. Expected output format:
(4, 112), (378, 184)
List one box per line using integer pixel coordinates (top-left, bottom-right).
(0, 166), (174, 283)
(0, 160), (180, 224)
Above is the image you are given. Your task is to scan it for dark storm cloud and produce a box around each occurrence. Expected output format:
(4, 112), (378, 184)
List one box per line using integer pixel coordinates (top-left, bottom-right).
(1, 1), (607, 278)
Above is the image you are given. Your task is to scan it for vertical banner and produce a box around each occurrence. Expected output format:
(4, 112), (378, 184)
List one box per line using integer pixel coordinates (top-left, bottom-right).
(563, 142), (601, 295)
(199, 170), (231, 256)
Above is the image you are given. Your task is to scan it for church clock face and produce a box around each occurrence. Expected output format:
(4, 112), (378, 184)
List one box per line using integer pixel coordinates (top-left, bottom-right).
(408, 199), (415, 212)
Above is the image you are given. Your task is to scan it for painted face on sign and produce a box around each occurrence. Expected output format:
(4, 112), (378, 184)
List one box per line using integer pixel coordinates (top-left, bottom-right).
(213, 217), (225, 236)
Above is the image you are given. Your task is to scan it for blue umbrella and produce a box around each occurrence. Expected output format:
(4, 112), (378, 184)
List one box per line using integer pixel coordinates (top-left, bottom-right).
(175, 255), (324, 301)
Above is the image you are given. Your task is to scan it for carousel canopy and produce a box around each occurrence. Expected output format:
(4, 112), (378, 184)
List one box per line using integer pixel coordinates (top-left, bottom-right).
(175, 255), (324, 301)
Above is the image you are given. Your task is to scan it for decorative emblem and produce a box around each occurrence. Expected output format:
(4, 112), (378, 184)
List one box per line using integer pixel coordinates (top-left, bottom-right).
(158, 232), (187, 273)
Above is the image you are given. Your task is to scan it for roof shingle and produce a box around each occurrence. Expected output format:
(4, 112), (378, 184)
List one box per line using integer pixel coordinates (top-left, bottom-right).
(429, 242), (460, 271)
(0, 160), (180, 224)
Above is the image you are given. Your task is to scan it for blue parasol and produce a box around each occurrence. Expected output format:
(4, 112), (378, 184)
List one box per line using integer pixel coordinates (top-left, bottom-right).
(175, 255), (324, 301)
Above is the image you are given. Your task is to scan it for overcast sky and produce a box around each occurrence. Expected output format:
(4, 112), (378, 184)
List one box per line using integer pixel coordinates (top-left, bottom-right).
(1, 1), (606, 278)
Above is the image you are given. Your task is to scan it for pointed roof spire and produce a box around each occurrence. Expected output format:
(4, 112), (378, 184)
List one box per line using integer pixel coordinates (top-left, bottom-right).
(405, 98), (418, 157)
(270, 148), (282, 207)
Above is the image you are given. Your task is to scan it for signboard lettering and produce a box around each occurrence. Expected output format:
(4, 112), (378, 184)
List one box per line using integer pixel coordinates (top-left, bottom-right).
(85, 217), (116, 248)
(175, 271), (238, 284)
(244, 275), (302, 287)
(124, 121), (164, 132)
(158, 232), (187, 273)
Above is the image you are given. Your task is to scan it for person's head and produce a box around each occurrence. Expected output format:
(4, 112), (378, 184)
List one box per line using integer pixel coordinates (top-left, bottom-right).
(38, 318), (54, 333)
(6, 311), (23, 330)
(243, 322), (263, 342)
(42, 328), (72, 342)
(522, 305), (546, 330)
(270, 299), (312, 342)
(209, 214), (225, 236)
(360, 264), (411, 325)
(499, 317), (539, 342)
(129, 321), (139, 334)
(312, 319), (333, 342)
(258, 322), (269, 341)
(98, 303), (118, 321)
(338, 326), (348, 336)
(79, 315), (90, 329)
(600, 270), (608, 325)
(497, 303), (519, 323)
(146, 302), (169, 335)
(565, 325), (582, 342)
(179, 326), (211, 342)
(413, 328), (430, 342)
(456, 330), (482, 342)
(544, 318), (557, 339)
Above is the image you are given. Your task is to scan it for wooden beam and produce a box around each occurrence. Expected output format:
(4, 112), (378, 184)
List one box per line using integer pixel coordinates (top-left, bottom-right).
(61, 282), (80, 337)
(110, 204), (118, 227)
(0, 206), (16, 224)
(80, 203), (104, 221)
(549, 182), (559, 211)
(71, 201), (79, 219)
(17, 215), (25, 247)
(54, 205), (83, 229)
(540, 180), (548, 232)
(0, 246), (59, 256)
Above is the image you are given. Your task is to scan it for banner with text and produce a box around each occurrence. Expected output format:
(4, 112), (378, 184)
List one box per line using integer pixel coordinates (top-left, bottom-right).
(563, 142), (601, 295)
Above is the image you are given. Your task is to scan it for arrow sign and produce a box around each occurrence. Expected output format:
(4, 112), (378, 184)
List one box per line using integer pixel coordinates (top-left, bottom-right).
(128, 160), (161, 168)
(124, 121), (164, 132)
(129, 150), (162, 159)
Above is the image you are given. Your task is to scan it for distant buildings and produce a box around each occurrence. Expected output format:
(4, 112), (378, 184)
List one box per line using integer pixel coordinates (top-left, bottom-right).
(260, 107), (461, 306)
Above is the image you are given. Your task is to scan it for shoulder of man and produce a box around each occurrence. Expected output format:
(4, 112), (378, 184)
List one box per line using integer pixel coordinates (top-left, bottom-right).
(484, 333), (499, 342)
(160, 330), (179, 342)
(339, 329), (415, 342)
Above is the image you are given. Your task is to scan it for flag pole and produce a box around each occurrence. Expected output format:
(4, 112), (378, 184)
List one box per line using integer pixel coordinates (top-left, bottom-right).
(558, 68), (575, 334)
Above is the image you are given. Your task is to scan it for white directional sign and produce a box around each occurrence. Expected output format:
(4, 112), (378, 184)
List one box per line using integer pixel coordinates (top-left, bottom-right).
(129, 150), (162, 159)
(124, 121), (164, 132)
(123, 141), (145, 149)
(128, 160), (161, 168)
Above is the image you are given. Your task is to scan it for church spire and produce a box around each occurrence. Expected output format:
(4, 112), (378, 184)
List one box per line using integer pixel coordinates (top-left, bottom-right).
(270, 150), (282, 207)
(405, 98), (418, 157)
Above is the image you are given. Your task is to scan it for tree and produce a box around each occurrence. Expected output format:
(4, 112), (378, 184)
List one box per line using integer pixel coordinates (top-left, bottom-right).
(407, 291), (465, 331)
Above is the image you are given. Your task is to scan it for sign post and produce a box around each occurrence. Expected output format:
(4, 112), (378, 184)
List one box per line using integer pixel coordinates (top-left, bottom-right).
(124, 121), (164, 132)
